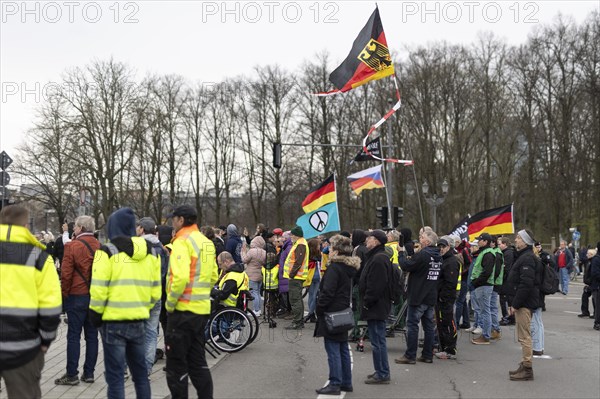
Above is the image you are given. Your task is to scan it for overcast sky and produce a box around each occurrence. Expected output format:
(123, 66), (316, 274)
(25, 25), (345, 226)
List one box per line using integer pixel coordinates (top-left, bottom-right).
(1, 0), (598, 162)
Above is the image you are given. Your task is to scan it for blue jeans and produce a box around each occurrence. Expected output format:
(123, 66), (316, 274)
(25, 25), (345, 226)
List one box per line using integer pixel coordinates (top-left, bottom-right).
(367, 320), (389, 379)
(144, 301), (161, 373)
(324, 338), (352, 387)
(65, 295), (98, 378)
(249, 280), (262, 313)
(308, 273), (320, 315)
(531, 307), (544, 351)
(490, 290), (500, 332)
(405, 304), (435, 360)
(100, 322), (150, 399)
(559, 267), (569, 294)
(455, 282), (470, 327)
(473, 286), (493, 339)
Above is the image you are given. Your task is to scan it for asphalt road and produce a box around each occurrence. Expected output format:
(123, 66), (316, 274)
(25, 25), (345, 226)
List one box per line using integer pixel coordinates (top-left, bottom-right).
(208, 281), (600, 399)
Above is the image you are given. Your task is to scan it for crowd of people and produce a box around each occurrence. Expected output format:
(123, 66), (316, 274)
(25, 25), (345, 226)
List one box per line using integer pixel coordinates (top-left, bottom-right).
(1, 202), (600, 398)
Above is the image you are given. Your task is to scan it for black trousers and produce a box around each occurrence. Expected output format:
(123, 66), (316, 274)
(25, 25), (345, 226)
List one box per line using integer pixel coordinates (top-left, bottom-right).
(435, 300), (457, 355)
(581, 286), (596, 315)
(165, 311), (213, 399)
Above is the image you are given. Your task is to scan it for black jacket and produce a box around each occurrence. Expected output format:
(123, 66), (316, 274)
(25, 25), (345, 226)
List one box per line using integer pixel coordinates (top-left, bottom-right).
(507, 246), (541, 310)
(438, 250), (459, 303)
(590, 254), (600, 291)
(314, 255), (360, 341)
(359, 245), (392, 321)
(399, 245), (442, 306)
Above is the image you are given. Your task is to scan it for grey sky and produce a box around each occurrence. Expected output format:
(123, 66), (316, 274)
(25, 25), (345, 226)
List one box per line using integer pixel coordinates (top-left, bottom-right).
(1, 0), (598, 158)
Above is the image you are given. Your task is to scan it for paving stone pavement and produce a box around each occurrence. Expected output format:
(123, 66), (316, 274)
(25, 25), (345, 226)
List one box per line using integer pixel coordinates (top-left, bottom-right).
(0, 315), (227, 399)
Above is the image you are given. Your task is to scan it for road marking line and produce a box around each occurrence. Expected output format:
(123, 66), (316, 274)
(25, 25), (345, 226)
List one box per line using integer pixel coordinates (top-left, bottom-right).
(564, 311), (580, 314)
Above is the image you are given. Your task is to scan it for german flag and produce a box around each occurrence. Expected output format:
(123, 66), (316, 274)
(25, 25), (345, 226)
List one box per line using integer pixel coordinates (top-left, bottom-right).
(329, 7), (395, 93)
(467, 204), (514, 241)
(302, 174), (336, 213)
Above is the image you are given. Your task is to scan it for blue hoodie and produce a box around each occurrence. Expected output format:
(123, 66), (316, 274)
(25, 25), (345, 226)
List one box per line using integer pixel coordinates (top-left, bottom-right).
(225, 224), (243, 263)
(107, 208), (136, 240)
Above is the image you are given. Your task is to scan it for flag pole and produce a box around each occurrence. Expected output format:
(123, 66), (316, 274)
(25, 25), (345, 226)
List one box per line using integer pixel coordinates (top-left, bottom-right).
(379, 138), (394, 229)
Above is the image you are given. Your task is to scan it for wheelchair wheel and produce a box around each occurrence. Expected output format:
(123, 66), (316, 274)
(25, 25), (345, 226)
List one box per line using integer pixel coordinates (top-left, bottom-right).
(207, 307), (253, 353)
(245, 310), (260, 344)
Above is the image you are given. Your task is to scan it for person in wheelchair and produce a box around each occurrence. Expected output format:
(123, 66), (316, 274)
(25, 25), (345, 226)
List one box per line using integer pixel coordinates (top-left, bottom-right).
(211, 251), (250, 311)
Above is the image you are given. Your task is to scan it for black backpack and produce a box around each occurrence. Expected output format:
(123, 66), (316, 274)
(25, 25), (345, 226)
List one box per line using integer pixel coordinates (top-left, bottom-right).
(540, 256), (559, 295)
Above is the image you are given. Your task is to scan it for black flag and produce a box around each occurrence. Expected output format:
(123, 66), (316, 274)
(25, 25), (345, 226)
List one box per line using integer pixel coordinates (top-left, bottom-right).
(349, 137), (381, 164)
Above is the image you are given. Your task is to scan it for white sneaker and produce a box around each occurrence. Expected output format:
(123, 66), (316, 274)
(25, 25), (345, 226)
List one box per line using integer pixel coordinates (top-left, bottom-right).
(471, 327), (483, 335)
(465, 326), (476, 332)
(253, 310), (262, 317)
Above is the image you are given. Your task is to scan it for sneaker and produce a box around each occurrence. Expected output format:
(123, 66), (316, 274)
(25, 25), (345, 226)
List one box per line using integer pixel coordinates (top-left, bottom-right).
(394, 355), (416, 364)
(253, 310), (262, 317)
(459, 324), (470, 330)
(364, 376), (390, 384)
(55, 374), (80, 385)
(434, 351), (457, 360)
(593, 324), (600, 331)
(491, 330), (502, 340)
(471, 336), (490, 345)
(577, 313), (591, 318)
(465, 326), (477, 333)
(417, 356), (433, 363)
(471, 327), (483, 335)
(80, 374), (95, 383)
(500, 318), (515, 326)
(532, 350), (544, 356)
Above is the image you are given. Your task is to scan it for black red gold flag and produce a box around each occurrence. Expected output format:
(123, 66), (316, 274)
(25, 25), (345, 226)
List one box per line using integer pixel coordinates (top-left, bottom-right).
(329, 7), (395, 93)
(301, 174), (337, 213)
(467, 204), (514, 241)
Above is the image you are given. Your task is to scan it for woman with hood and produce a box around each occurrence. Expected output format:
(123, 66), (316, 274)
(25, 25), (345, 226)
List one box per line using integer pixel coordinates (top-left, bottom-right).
(242, 235), (266, 315)
(225, 224), (244, 263)
(314, 235), (360, 395)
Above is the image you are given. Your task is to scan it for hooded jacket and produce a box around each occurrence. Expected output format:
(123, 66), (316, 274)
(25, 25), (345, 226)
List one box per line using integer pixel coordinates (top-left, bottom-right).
(400, 245), (442, 306)
(89, 236), (161, 322)
(0, 224), (62, 371)
(243, 236), (266, 282)
(225, 224), (244, 263)
(438, 249), (460, 303)
(359, 245), (392, 320)
(314, 255), (360, 341)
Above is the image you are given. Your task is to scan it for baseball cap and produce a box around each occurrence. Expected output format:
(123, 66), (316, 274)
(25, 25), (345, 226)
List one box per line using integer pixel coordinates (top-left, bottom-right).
(476, 233), (494, 242)
(366, 229), (388, 245)
(137, 217), (156, 233)
(166, 205), (197, 219)
(438, 238), (450, 247)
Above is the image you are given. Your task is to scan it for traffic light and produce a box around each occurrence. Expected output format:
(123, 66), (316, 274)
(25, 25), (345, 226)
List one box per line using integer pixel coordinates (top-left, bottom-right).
(376, 206), (388, 228)
(272, 142), (282, 169)
(392, 206), (403, 227)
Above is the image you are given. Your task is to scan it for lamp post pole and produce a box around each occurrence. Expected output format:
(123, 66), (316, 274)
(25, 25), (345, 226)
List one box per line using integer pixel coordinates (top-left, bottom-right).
(422, 179), (449, 233)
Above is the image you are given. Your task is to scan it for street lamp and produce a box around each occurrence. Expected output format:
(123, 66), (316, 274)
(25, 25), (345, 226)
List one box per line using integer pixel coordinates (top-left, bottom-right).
(422, 179), (449, 232)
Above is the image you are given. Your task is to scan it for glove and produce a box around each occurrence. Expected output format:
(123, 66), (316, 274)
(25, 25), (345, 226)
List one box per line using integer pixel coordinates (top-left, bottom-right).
(88, 309), (103, 328)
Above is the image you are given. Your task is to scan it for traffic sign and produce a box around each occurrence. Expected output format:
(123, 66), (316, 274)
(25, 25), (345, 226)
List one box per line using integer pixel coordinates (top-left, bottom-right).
(0, 170), (10, 186)
(0, 151), (12, 170)
(572, 230), (581, 241)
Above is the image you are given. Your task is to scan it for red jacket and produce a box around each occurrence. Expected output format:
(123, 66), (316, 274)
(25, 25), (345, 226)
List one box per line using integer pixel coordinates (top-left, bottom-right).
(61, 233), (100, 297)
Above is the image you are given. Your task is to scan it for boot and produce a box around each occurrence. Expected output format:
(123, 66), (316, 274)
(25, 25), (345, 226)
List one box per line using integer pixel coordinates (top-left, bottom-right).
(509, 363), (524, 376)
(510, 365), (534, 381)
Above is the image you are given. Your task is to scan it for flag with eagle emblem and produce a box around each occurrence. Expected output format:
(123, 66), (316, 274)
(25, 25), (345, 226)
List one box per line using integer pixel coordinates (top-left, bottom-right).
(328, 7), (394, 93)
